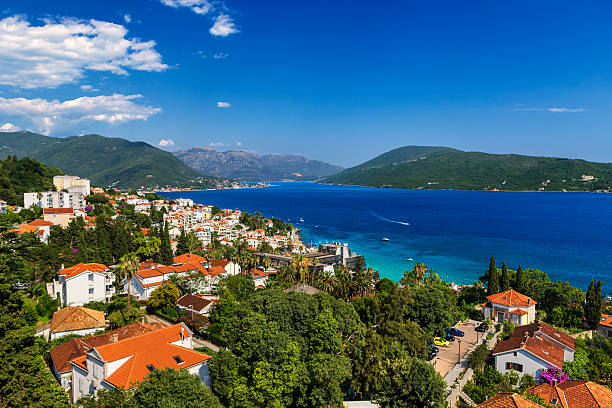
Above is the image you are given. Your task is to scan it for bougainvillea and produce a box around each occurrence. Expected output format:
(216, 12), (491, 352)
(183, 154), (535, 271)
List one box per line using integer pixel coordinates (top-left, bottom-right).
(540, 367), (570, 384)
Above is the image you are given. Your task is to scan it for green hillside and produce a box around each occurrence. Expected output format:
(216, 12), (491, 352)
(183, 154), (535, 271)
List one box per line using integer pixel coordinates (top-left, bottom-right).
(320, 146), (612, 192)
(0, 131), (220, 189)
(0, 155), (62, 205)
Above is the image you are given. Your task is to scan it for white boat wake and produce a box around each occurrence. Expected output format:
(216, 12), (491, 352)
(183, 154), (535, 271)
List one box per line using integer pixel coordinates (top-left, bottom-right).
(371, 211), (411, 226)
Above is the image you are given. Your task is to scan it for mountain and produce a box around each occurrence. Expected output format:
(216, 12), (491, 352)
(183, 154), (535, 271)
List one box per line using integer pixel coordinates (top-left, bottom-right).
(320, 146), (612, 192)
(0, 155), (62, 206)
(0, 131), (220, 189)
(174, 147), (344, 181)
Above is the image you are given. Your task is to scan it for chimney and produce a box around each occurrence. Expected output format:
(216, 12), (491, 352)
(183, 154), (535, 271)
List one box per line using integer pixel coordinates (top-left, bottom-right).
(110, 333), (118, 343)
(528, 299), (531, 305)
(180, 327), (184, 340)
(61, 263), (65, 270)
(141, 317), (145, 324)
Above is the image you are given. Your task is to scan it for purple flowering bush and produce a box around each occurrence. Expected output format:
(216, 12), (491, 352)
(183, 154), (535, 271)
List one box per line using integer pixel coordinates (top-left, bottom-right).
(540, 367), (570, 384)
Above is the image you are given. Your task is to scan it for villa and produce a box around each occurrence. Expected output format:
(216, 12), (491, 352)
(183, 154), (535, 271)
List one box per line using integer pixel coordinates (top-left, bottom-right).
(483, 289), (537, 325)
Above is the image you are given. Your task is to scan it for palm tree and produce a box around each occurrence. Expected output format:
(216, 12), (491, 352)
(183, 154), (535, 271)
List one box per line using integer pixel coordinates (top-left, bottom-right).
(119, 252), (140, 311)
(290, 254), (311, 283)
(353, 267), (374, 297)
(413, 263), (427, 287)
(318, 270), (337, 294)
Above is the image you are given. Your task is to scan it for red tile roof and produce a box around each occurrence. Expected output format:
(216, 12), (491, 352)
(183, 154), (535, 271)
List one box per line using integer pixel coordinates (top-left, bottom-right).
(43, 208), (74, 214)
(49, 322), (164, 374)
(50, 306), (106, 333)
(487, 289), (537, 307)
(513, 321), (575, 350)
(174, 253), (206, 265)
(176, 294), (213, 312)
(600, 314), (612, 328)
(88, 324), (210, 389)
(526, 379), (612, 408)
(476, 392), (541, 408)
(510, 308), (528, 316)
(60, 262), (108, 279)
(210, 259), (229, 267)
(28, 219), (54, 226)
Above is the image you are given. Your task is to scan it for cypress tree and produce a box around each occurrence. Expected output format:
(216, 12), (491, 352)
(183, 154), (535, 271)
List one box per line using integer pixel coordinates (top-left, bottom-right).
(585, 280), (603, 330)
(160, 221), (174, 265)
(500, 262), (510, 292)
(514, 265), (525, 292)
(486, 256), (500, 295)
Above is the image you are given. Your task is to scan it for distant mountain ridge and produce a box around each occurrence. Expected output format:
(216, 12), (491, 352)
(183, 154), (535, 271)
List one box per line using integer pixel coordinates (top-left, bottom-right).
(320, 146), (612, 192)
(174, 147), (343, 181)
(0, 131), (220, 189)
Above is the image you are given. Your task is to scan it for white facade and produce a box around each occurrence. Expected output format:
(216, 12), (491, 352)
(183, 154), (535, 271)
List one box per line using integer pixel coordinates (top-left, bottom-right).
(494, 348), (556, 380)
(24, 191), (86, 209)
(49, 268), (116, 306)
(53, 175), (90, 196)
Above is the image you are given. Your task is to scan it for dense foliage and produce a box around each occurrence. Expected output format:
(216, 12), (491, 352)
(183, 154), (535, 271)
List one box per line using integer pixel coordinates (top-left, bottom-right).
(0, 155), (62, 206)
(321, 145), (612, 191)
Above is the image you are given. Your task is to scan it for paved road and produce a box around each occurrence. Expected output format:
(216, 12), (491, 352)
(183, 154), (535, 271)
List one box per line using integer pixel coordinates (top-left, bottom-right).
(146, 314), (220, 352)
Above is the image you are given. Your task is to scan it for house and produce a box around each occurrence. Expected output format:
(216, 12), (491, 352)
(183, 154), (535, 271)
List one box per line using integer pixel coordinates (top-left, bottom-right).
(247, 268), (269, 288)
(492, 321), (575, 380)
(24, 191), (86, 210)
(43, 207), (78, 227)
(176, 293), (216, 315)
(476, 392), (542, 408)
(37, 306), (106, 341)
(210, 258), (241, 275)
(70, 323), (211, 403)
(126, 262), (204, 300)
(47, 263), (115, 306)
(598, 314), (612, 338)
(483, 289), (537, 325)
(48, 321), (164, 390)
(525, 379), (612, 407)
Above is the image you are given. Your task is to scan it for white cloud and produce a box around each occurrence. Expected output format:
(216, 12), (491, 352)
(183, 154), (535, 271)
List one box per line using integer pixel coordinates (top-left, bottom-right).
(210, 14), (239, 37)
(158, 138), (175, 147)
(0, 15), (168, 89)
(209, 142), (226, 147)
(123, 14), (132, 23)
(0, 94), (161, 135)
(217, 101), (231, 108)
(80, 84), (99, 92)
(512, 106), (585, 113)
(160, 0), (211, 15)
(213, 52), (229, 59)
(0, 122), (19, 131)
(235, 141), (242, 146)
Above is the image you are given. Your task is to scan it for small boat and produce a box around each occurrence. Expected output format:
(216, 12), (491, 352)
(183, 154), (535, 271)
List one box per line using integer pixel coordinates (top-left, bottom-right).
(300, 218), (304, 222)
(406, 257), (414, 261)
(382, 237), (390, 241)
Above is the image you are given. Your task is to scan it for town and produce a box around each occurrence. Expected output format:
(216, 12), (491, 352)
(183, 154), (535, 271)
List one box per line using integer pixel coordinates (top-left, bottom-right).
(0, 172), (610, 408)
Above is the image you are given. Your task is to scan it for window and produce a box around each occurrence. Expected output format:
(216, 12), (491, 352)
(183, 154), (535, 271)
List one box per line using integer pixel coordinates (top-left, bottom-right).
(513, 352), (517, 357)
(146, 364), (155, 372)
(88, 288), (94, 295)
(79, 379), (85, 393)
(173, 355), (184, 364)
(506, 362), (523, 372)
(88, 273), (94, 281)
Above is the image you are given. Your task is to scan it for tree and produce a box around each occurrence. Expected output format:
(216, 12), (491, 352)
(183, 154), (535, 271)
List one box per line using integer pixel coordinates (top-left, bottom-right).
(486, 256), (500, 295)
(159, 222), (174, 265)
(514, 265), (525, 292)
(376, 351), (446, 408)
(80, 368), (222, 408)
(500, 261), (510, 292)
(118, 252), (140, 311)
(218, 274), (255, 302)
(585, 280), (603, 330)
(176, 229), (200, 255)
(148, 283), (181, 311)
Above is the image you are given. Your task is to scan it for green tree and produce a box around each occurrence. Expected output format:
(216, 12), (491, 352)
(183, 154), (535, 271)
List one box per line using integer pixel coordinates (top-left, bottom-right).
(514, 265), (525, 292)
(118, 252), (140, 311)
(486, 256), (500, 295)
(148, 283), (181, 311)
(218, 274), (255, 302)
(585, 280), (603, 330)
(159, 222), (174, 265)
(500, 261), (510, 292)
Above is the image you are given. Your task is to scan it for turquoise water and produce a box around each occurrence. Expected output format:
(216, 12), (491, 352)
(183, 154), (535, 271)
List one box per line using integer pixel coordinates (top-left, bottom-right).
(161, 182), (612, 293)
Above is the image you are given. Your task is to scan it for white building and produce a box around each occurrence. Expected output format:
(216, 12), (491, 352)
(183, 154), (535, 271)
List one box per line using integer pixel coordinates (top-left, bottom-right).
(24, 191), (86, 210)
(483, 289), (537, 326)
(47, 263), (115, 306)
(70, 323), (211, 403)
(125, 260), (207, 300)
(53, 175), (91, 196)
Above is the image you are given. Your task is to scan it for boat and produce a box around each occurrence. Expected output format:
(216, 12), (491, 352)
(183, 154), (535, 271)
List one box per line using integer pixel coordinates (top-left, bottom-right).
(300, 218), (304, 222)
(406, 257), (414, 261)
(382, 237), (390, 241)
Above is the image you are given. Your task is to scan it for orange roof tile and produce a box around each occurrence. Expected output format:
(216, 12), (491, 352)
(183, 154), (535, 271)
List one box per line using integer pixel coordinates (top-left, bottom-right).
(600, 314), (612, 328)
(493, 322), (567, 368)
(477, 393), (542, 408)
(60, 262), (108, 279)
(526, 379), (612, 408)
(50, 306), (105, 333)
(510, 308), (528, 316)
(28, 219), (54, 227)
(43, 207), (74, 214)
(487, 289), (537, 307)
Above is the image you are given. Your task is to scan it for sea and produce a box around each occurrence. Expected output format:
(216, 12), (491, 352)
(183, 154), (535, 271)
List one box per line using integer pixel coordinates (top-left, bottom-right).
(160, 182), (612, 294)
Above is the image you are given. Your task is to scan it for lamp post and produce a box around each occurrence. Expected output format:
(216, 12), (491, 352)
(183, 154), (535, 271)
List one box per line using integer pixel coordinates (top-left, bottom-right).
(458, 339), (462, 365)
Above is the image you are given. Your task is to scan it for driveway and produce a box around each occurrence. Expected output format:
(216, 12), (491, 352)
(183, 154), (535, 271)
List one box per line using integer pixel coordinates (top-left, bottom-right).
(431, 320), (483, 378)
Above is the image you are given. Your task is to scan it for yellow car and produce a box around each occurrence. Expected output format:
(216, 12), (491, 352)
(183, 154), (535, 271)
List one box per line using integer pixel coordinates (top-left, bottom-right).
(433, 337), (449, 347)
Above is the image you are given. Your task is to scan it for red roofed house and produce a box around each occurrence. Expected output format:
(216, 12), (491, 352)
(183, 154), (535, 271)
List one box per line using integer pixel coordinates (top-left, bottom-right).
(484, 289), (537, 325)
(70, 323), (211, 403)
(48, 321), (164, 389)
(43, 207), (78, 227)
(476, 392), (541, 408)
(176, 293), (217, 315)
(598, 314), (612, 338)
(525, 379), (612, 407)
(36, 306), (106, 341)
(210, 258), (241, 275)
(492, 321), (575, 380)
(47, 263), (116, 306)
(125, 262), (204, 300)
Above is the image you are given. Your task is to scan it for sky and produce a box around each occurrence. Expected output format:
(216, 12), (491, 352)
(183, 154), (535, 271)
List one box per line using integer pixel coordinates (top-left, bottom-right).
(0, 1), (611, 167)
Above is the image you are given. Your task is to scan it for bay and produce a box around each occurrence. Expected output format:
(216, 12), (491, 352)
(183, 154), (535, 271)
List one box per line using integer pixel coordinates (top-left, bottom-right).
(160, 182), (612, 294)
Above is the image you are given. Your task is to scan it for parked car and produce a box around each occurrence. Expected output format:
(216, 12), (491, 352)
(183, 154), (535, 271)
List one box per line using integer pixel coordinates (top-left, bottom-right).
(446, 328), (465, 337)
(475, 323), (489, 332)
(427, 350), (438, 361)
(433, 337), (449, 347)
(445, 333), (456, 342)
(429, 344), (439, 353)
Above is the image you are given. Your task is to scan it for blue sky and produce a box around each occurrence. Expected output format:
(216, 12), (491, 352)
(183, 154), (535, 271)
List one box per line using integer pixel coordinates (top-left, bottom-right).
(0, 1), (610, 167)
